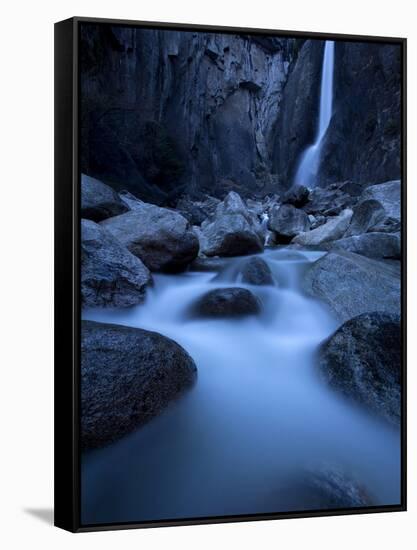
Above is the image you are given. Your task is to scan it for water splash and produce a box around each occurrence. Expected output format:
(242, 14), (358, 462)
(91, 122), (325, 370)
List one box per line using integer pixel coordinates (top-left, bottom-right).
(294, 41), (335, 188)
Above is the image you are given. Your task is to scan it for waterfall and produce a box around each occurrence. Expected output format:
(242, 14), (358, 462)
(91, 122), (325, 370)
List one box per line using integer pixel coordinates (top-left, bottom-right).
(294, 41), (335, 188)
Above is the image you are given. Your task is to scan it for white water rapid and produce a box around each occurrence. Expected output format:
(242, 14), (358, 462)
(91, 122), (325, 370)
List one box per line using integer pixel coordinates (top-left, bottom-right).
(294, 41), (335, 187)
(82, 249), (400, 524)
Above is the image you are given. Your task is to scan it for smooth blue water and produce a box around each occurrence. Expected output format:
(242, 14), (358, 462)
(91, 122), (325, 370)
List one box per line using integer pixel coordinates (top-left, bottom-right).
(81, 249), (401, 524)
(294, 41), (335, 187)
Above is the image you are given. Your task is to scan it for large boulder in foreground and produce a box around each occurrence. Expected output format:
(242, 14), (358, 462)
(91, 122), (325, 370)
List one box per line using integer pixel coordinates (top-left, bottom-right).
(325, 232), (401, 260)
(191, 287), (261, 318)
(293, 209), (353, 246)
(268, 204), (310, 243)
(239, 256), (275, 286)
(101, 201), (199, 272)
(81, 174), (129, 222)
(81, 321), (197, 449)
(275, 467), (372, 511)
(319, 312), (401, 425)
(303, 251), (400, 322)
(81, 219), (152, 308)
(199, 192), (264, 257)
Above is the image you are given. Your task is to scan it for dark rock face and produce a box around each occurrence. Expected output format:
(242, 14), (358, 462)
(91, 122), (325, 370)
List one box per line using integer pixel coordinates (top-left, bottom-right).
(199, 192), (264, 257)
(100, 201), (199, 272)
(81, 174), (129, 222)
(326, 232), (401, 260)
(268, 204), (310, 243)
(319, 312), (401, 425)
(191, 287), (261, 318)
(282, 184), (310, 207)
(275, 467), (372, 510)
(81, 320), (197, 449)
(303, 251), (400, 322)
(80, 25), (300, 200)
(81, 219), (152, 307)
(239, 256), (275, 286)
(302, 184), (355, 217)
(317, 43), (401, 186)
(176, 194), (220, 225)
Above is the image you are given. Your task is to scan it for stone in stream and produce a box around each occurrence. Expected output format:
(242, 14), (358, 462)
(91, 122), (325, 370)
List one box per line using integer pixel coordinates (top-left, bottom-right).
(81, 174), (129, 222)
(302, 250), (400, 323)
(268, 204), (311, 243)
(81, 219), (152, 308)
(293, 208), (353, 246)
(239, 256), (275, 286)
(100, 201), (199, 272)
(274, 467), (373, 510)
(81, 321), (197, 449)
(319, 312), (401, 425)
(199, 191), (264, 257)
(325, 232), (401, 260)
(190, 287), (261, 318)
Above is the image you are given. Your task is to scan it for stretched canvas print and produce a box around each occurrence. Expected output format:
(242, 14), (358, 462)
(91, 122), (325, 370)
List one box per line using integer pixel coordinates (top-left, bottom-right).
(54, 17), (406, 532)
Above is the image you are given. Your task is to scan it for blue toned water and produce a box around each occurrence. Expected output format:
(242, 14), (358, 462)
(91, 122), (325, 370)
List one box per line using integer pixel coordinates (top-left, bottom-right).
(294, 41), (335, 187)
(82, 249), (401, 524)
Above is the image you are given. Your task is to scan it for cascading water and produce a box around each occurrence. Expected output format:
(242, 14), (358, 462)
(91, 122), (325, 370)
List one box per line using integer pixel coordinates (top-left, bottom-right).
(81, 249), (400, 524)
(294, 41), (335, 187)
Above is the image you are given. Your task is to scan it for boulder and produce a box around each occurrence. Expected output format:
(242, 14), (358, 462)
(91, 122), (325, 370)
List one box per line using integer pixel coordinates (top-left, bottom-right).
(81, 219), (152, 308)
(326, 232), (401, 260)
(176, 195), (221, 226)
(344, 199), (387, 237)
(81, 174), (129, 222)
(239, 256), (275, 286)
(303, 186), (354, 217)
(81, 321), (197, 449)
(302, 251), (400, 322)
(282, 185), (310, 207)
(293, 209), (353, 246)
(199, 192), (264, 257)
(360, 180), (400, 221)
(191, 287), (261, 318)
(268, 204), (311, 243)
(101, 201), (199, 272)
(319, 312), (401, 425)
(275, 467), (372, 510)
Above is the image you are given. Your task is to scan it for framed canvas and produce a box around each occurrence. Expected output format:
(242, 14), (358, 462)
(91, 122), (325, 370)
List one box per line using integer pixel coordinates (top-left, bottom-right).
(54, 16), (407, 532)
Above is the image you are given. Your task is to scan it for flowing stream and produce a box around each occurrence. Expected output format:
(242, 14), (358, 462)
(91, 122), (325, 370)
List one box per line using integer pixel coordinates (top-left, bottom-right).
(82, 248), (400, 524)
(294, 41), (335, 187)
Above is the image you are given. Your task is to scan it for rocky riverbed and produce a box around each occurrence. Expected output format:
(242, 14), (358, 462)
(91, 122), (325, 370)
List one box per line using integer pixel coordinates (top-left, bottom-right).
(80, 173), (401, 523)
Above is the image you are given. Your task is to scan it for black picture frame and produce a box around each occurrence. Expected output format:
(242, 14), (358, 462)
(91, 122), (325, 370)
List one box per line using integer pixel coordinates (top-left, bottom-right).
(54, 16), (407, 533)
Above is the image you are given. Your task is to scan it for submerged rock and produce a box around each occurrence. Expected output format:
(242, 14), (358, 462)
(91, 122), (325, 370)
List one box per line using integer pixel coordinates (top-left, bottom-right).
(268, 204), (310, 243)
(100, 201), (199, 272)
(275, 467), (372, 510)
(81, 174), (129, 222)
(293, 208), (353, 246)
(191, 287), (261, 318)
(319, 312), (401, 425)
(199, 192), (264, 257)
(326, 232), (401, 260)
(239, 256), (275, 286)
(81, 321), (197, 449)
(302, 251), (400, 322)
(81, 219), (152, 307)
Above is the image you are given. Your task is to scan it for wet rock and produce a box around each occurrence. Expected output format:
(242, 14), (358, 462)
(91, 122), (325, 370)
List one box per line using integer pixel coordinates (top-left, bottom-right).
(319, 312), (401, 425)
(268, 204), (311, 243)
(199, 192), (264, 257)
(191, 287), (261, 318)
(293, 209), (353, 246)
(239, 256), (275, 286)
(302, 251), (400, 322)
(101, 201), (199, 272)
(81, 174), (129, 222)
(344, 199), (387, 237)
(282, 185), (310, 207)
(81, 321), (197, 449)
(326, 232), (401, 260)
(81, 219), (152, 308)
(189, 256), (229, 272)
(275, 467), (373, 510)
(359, 180), (401, 232)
